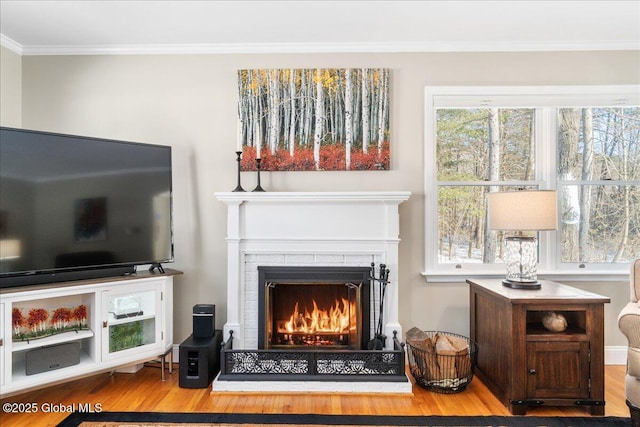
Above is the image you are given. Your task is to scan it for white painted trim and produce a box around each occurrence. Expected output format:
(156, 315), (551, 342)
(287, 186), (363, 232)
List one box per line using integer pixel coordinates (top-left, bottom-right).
(0, 34), (22, 54)
(606, 346), (628, 366)
(421, 272), (629, 283)
(4, 40), (638, 56)
(214, 191), (411, 203)
(212, 373), (413, 394)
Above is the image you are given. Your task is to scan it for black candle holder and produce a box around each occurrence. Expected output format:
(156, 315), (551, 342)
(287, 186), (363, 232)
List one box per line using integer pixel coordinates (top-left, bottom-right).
(253, 158), (265, 192)
(232, 151), (245, 192)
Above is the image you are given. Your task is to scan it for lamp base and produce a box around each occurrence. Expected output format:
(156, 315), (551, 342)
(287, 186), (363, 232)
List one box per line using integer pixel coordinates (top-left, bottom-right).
(502, 279), (541, 290)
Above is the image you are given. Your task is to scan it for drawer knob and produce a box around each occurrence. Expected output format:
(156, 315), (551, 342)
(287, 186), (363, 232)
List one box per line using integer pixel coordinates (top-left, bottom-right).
(529, 369), (536, 375)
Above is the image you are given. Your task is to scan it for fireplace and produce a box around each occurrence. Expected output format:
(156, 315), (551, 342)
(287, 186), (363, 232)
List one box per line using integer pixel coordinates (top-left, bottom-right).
(213, 191), (412, 393)
(258, 266), (371, 350)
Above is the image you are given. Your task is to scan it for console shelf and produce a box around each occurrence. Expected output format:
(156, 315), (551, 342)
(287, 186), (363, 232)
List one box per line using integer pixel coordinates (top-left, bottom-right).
(12, 329), (95, 352)
(0, 269), (180, 397)
(11, 350), (96, 384)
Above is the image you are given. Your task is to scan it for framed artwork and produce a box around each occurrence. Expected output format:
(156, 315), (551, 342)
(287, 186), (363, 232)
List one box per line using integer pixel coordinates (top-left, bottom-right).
(74, 197), (107, 242)
(237, 68), (390, 171)
(12, 303), (89, 341)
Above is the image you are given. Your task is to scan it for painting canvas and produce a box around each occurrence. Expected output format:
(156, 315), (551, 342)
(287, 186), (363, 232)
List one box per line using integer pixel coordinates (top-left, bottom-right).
(237, 68), (390, 171)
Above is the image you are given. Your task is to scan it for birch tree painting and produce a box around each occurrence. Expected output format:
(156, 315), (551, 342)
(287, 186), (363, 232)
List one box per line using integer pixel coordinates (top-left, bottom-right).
(237, 68), (390, 171)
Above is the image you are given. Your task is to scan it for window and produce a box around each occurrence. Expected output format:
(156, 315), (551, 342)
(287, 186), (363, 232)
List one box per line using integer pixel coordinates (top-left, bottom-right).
(424, 86), (640, 280)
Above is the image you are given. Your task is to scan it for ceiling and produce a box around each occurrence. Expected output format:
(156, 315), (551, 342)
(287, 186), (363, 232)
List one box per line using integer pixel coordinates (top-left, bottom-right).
(0, 0), (639, 55)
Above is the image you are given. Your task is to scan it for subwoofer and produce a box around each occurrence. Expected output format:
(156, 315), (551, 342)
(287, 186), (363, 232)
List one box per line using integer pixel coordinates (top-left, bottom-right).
(25, 341), (81, 375)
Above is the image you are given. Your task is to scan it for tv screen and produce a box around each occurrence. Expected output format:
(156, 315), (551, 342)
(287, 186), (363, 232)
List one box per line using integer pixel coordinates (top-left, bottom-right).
(0, 127), (173, 288)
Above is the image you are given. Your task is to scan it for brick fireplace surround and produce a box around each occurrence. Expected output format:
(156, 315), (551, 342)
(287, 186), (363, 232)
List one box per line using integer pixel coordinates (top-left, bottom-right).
(213, 191), (411, 393)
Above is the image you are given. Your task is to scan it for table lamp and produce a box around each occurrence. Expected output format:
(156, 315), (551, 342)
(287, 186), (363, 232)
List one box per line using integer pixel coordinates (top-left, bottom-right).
(487, 190), (557, 289)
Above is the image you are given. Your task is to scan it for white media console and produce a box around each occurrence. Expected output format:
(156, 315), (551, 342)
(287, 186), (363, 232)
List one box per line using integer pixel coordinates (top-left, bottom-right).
(0, 270), (179, 397)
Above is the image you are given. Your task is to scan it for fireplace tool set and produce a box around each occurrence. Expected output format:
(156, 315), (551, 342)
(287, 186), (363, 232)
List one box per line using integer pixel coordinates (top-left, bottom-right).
(368, 262), (390, 350)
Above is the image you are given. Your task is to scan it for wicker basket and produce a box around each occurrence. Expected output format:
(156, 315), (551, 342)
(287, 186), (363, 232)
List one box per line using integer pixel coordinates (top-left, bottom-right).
(406, 331), (478, 394)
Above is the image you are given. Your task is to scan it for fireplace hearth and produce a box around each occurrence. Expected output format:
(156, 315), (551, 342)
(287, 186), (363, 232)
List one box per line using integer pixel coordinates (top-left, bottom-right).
(217, 265), (406, 383)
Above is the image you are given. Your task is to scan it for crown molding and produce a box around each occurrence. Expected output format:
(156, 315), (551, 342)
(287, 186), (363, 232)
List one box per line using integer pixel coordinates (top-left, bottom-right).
(0, 35), (23, 55)
(3, 39), (639, 56)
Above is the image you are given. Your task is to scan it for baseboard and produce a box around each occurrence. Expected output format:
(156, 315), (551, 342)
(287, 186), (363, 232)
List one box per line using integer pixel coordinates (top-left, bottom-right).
(606, 346), (627, 365)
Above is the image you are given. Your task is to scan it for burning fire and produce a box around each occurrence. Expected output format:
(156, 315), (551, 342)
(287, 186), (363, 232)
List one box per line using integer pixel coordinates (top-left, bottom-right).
(280, 298), (355, 334)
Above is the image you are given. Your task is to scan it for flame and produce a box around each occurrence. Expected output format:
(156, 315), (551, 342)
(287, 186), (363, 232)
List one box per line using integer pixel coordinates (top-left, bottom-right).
(281, 298), (355, 334)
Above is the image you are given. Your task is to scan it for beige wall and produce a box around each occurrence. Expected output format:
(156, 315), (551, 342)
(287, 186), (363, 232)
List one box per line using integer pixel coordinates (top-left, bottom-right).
(6, 50), (640, 349)
(0, 46), (22, 127)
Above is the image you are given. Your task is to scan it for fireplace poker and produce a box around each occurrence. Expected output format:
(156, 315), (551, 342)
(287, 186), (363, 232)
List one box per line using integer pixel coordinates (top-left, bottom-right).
(376, 265), (389, 344)
(368, 262), (390, 350)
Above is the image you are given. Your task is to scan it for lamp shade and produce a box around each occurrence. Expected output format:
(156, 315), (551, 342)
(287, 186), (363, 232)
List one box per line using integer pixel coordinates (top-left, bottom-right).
(488, 190), (558, 231)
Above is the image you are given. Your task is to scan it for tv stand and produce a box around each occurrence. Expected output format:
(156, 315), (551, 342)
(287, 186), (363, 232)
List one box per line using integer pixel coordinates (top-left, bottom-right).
(0, 269), (181, 398)
(149, 263), (165, 274)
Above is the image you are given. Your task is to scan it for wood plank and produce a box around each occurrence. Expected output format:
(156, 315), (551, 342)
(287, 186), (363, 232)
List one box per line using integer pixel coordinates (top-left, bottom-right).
(0, 364), (630, 427)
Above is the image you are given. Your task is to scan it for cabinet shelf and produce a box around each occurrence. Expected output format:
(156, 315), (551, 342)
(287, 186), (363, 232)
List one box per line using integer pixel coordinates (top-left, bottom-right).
(525, 310), (586, 334)
(107, 313), (156, 326)
(525, 329), (588, 342)
(12, 329), (94, 352)
(525, 324), (586, 336)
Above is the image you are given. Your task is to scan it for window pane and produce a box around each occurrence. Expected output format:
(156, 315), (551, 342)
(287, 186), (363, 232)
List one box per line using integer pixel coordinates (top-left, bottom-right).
(436, 108), (536, 181)
(560, 184), (640, 263)
(558, 107), (640, 181)
(438, 185), (537, 264)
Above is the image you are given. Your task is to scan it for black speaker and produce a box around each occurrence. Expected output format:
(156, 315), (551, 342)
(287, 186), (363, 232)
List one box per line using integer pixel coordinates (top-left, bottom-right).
(25, 341), (81, 375)
(193, 304), (215, 338)
(179, 330), (222, 388)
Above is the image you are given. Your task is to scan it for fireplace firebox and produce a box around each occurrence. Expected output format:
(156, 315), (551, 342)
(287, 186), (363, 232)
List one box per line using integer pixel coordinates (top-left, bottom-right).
(258, 266), (371, 350)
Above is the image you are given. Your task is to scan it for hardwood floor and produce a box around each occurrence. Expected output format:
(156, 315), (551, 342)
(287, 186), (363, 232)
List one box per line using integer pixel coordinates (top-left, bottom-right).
(0, 363), (630, 427)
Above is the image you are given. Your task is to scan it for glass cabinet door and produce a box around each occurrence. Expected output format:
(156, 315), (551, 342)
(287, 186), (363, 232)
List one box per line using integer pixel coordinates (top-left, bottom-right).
(102, 283), (162, 360)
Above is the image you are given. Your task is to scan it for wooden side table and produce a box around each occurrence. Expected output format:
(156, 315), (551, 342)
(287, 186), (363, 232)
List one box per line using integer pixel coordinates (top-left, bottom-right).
(467, 278), (610, 415)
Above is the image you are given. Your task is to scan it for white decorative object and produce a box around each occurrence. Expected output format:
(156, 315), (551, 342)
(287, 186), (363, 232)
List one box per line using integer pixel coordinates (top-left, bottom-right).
(542, 311), (568, 332)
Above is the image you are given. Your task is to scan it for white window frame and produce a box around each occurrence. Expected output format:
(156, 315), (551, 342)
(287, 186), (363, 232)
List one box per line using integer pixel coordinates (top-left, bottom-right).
(423, 85), (640, 282)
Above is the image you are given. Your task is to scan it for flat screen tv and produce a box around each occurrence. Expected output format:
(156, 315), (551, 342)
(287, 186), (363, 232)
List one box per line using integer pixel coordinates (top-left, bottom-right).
(0, 127), (173, 288)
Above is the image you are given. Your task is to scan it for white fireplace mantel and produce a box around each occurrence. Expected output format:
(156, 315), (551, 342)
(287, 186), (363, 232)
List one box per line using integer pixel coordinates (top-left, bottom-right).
(214, 191), (411, 350)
